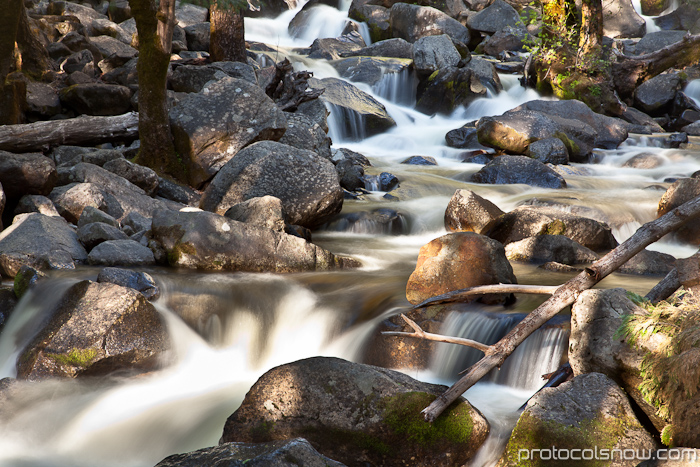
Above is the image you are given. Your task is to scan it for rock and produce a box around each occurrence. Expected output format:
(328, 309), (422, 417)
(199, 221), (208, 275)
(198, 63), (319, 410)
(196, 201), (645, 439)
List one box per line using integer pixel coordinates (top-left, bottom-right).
(295, 98), (331, 134)
(13, 265), (47, 299)
(505, 235), (599, 264)
(341, 38), (413, 59)
(278, 112), (332, 161)
(78, 222), (130, 250)
(221, 357), (489, 466)
(348, 1), (392, 43)
(488, 205), (618, 252)
(622, 152), (663, 169)
(308, 77), (396, 138)
(59, 83), (133, 116)
(471, 156), (567, 189)
(657, 178), (700, 245)
(49, 1), (108, 32)
(0, 151), (57, 200)
(0, 213), (88, 276)
(412, 35), (461, 76)
(482, 26), (529, 56)
(405, 232), (516, 305)
(156, 177), (202, 206)
(0, 287), (18, 331)
(169, 65), (228, 93)
(331, 56), (411, 87)
(16, 280), (169, 379)
(97, 267), (159, 300)
(175, 3), (208, 27)
(401, 155), (437, 165)
(653, 4), (700, 35)
(444, 189), (503, 234)
(121, 211), (152, 234)
(49, 182), (109, 224)
(500, 373), (657, 466)
(155, 438), (347, 467)
(621, 107), (666, 133)
(14, 195), (61, 217)
(170, 76), (287, 187)
(102, 158), (159, 196)
(364, 172), (399, 191)
(623, 249), (677, 276)
(87, 239), (155, 266)
(91, 18), (132, 44)
(322, 208), (408, 235)
(525, 137), (569, 165)
(466, 0), (520, 34)
(445, 125), (486, 149)
(199, 141), (343, 228)
(51, 146), (124, 168)
(90, 34), (137, 58)
(389, 3), (471, 45)
(183, 22), (210, 52)
(26, 82), (61, 118)
(635, 73), (682, 116)
(335, 159), (365, 191)
(77, 205), (120, 229)
(224, 196), (288, 232)
(151, 209), (358, 272)
(307, 36), (364, 60)
(634, 30), (688, 55)
(603, 0), (646, 38)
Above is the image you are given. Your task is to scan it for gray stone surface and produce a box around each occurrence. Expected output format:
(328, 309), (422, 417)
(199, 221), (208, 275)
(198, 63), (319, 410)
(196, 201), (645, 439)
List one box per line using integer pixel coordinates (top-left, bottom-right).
(505, 235), (599, 264)
(87, 239), (156, 266)
(224, 196), (288, 232)
(412, 35), (461, 75)
(466, 0), (520, 34)
(97, 267), (159, 300)
(389, 3), (471, 44)
(78, 222), (130, 250)
(471, 155), (567, 189)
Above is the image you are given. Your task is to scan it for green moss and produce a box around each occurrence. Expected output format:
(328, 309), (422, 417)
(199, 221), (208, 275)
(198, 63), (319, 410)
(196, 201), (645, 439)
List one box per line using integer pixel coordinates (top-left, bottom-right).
(661, 425), (674, 447)
(542, 220), (566, 236)
(167, 241), (197, 265)
(427, 70), (439, 81)
(48, 347), (99, 369)
(250, 420), (275, 442)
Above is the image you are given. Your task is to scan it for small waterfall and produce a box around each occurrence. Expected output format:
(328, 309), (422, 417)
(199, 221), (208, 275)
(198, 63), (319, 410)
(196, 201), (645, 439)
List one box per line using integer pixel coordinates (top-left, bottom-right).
(632, 0), (661, 33)
(431, 311), (568, 390)
(326, 102), (366, 141)
(372, 68), (417, 107)
(321, 209), (410, 235)
(685, 79), (700, 108)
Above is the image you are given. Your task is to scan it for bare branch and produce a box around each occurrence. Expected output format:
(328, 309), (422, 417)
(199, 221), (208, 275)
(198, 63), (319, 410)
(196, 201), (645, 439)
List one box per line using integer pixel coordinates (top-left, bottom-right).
(413, 284), (559, 309)
(382, 314), (492, 354)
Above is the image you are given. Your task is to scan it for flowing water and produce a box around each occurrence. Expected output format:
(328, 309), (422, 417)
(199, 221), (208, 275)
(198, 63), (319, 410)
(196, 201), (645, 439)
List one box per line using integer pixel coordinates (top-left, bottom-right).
(0, 1), (693, 466)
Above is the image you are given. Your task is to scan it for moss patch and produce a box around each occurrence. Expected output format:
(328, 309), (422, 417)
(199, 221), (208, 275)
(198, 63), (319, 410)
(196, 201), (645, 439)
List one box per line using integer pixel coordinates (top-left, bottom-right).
(48, 347), (99, 369)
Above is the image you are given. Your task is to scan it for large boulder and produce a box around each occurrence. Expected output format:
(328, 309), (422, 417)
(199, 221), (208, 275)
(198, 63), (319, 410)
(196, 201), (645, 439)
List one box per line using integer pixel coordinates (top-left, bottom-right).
(505, 235), (599, 264)
(634, 73), (682, 116)
(87, 239), (156, 266)
(471, 156), (567, 189)
(444, 189), (503, 234)
(603, 0), (646, 38)
(102, 158), (159, 196)
(348, 1), (392, 43)
(221, 357), (489, 466)
(170, 76), (287, 187)
(224, 196), (287, 232)
(151, 209), (358, 272)
(412, 34), (461, 76)
(487, 205), (618, 252)
(657, 178), (700, 245)
(78, 221), (130, 250)
(199, 141), (343, 228)
(59, 83), (133, 116)
(96, 267), (160, 301)
(341, 38), (413, 59)
(278, 112), (332, 161)
(308, 77), (396, 139)
(0, 151), (57, 200)
(634, 30), (688, 55)
(466, 0), (520, 34)
(500, 373), (658, 466)
(0, 213), (88, 277)
(389, 3), (471, 44)
(16, 280), (169, 380)
(405, 232), (516, 305)
(49, 182), (109, 224)
(331, 56), (412, 87)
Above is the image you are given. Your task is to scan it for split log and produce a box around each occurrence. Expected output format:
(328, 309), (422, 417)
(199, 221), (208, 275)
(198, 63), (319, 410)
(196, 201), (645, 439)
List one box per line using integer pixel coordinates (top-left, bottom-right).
(0, 112), (139, 152)
(420, 194), (700, 422)
(413, 284), (559, 309)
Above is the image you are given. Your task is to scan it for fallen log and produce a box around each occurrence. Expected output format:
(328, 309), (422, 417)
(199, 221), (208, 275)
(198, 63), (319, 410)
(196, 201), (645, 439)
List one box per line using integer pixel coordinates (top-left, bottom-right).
(413, 284), (559, 309)
(645, 268), (680, 304)
(382, 314), (491, 353)
(418, 194), (700, 422)
(0, 111), (139, 153)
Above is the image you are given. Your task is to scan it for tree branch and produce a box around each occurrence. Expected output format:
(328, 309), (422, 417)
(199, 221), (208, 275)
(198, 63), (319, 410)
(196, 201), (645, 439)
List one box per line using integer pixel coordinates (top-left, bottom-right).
(382, 314), (492, 354)
(413, 284), (559, 309)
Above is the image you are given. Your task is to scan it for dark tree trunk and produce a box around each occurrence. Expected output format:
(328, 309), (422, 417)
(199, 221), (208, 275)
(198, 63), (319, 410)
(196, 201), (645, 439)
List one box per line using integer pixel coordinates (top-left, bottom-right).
(577, 0), (603, 61)
(16, 2), (54, 79)
(210, 5), (247, 63)
(0, 0), (25, 125)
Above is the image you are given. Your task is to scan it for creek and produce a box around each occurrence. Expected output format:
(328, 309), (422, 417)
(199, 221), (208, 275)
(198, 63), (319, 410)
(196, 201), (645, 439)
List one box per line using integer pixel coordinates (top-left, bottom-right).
(0, 1), (695, 465)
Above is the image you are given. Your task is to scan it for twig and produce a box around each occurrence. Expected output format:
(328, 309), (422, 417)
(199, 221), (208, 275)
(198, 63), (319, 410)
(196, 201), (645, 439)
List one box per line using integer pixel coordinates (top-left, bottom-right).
(382, 314), (492, 354)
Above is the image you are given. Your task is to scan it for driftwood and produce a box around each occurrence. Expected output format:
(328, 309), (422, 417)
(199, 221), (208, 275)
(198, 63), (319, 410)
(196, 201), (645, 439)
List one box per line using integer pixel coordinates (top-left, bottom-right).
(0, 112), (139, 152)
(382, 314), (491, 353)
(413, 284), (559, 309)
(645, 268), (680, 304)
(408, 194), (700, 422)
(265, 58), (324, 111)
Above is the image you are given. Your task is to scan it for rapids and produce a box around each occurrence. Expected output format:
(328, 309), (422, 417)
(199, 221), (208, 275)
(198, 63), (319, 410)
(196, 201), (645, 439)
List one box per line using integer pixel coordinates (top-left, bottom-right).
(0, 1), (692, 465)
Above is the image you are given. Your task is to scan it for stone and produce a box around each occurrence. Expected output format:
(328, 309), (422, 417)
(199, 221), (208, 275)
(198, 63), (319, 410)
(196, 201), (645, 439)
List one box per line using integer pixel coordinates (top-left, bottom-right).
(25, 82), (61, 118)
(603, 0), (646, 38)
(525, 137), (569, 165)
(505, 235), (599, 264)
(621, 107), (666, 134)
(97, 267), (159, 300)
(335, 159), (365, 191)
(444, 189), (503, 234)
(466, 0), (520, 34)
(199, 141), (343, 228)
(322, 208), (408, 235)
(90, 35), (137, 58)
(401, 156), (437, 165)
(278, 112), (332, 161)
(224, 196), (288, 232)
(87, 239), (156, 266)
(634, 30), (688, 55)
(221, 357), (489, 466)
(77, 205), (120, 229)
(59, 83), (133, 116)
(445, 125), (485, 149)
(331, 56), (411, 87)
(121, 211), (152, 234)
(0, 287), (18, 332)
(175, 3), (208, 27)
(471, 156), (567, 189)
(170, 76), (287, 187)
(363, 172), (399, 191)
(156, 177), (201, 206)
(0, 151), (57, 200)
(184, 22), (210, 52)
(102, 158), (159, 196)
(13, 265), (47, 299)
(500, 373), (658, 466)
(155, 438), (346, 467)
(169, 65), (229, 93)
(14, 195), (60, 217)
(307, 36), (364, 60)
(405, 232), (517, 305)
(622, 153), (663, 169)
(635, 73), (682, 116)
(617, 249), (676, 276)
(412, 35), (461, 76)
(389, 3), (471, 45)
(654, 4), (700, 34)
(49, 182), (109, 224)
(482, 26), (529, 56)
(78, 222), (130, 250)
(0, 213), (88, 277)
(51, 146), (124, 168)
(16, 280), (169, 379)
(341, 38), (413, 59)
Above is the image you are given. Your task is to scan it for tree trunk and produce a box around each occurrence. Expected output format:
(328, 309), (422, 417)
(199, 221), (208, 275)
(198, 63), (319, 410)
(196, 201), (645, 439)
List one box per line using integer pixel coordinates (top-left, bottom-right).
(129, 0), (182, 180)
(210, 5), (247, 63)
(420, 193), (700, 422)
(16, 2), (54, 79)
(0, 112), (139, 152)
(0, 0), (22, 82)
(577, 0), (603, 62)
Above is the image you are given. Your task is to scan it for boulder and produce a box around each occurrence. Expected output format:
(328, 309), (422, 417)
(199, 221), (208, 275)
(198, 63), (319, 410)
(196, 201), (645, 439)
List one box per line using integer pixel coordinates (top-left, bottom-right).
(617, 249), (676, 276)
(482, 26), (529, 56)
(102, 158), (159, 196)
(77, 205), (120, 229)
(170, 76), (287, 187)
(307, 36), (364, 60)
(51, 146), (124, 168)
(603, 0), (646, 38)
(87, 239), (156, 266)
(308, 77), (396, 138)
(657, 178), (700, 245)
(78, 222), (130, 250)
(471, 156), (567, 189)
(416, 61), (499, 115)
(26, 82), (62, 118)
(341, 38), (413, 59)
(444, 189), (503, 234)
(0, 151), (57, 200)
(156, 177), (202, 206)
(363, 172), (399, 191)
(16, 280), (169, 380)
(412, 35), (461, 76)
(183, 22), (210, 51)
(634, 73), (682, 116)
(500, 373), (657, 466)
(224, 195), (288, 232)
(121, 211), (152, 234)
(335, 159), (365, 191)
(445, 125), (486, 149)
(634, 30), (688, 55)
(389, 3), (471, 44)
(175, 3), (208, 27)
(0, 213), (87, 276)
(59, 83), (133, 116)
(525, 137), (569, 165)
(169, 65), (228, 93)
(487, 205), (618, 252)
(14, 195), (61, 217)
(151, 209), (358, 272)
(466, 0), (520, 34)
(90, 35), (137, 58)
(401, 155), (437, 165)
(621, 153), (663, 169)
(155, 439), (346, 467)
(653, 4), (700, 35)
(322, 208), (408, 235)
(49, 183), (109, 224)
(91, 18), (133, 44)
(96, 267), (159, 301)
(405, 232), (516, 305)
(505, 235), (599, 264)
(221, 357), (489, 466)
(13, 265), (47, 299)
(331, 56), (411, 87)
(199, 141), (343, 228)
(348, 1), (392, 43)
(278, 112), (332, 161)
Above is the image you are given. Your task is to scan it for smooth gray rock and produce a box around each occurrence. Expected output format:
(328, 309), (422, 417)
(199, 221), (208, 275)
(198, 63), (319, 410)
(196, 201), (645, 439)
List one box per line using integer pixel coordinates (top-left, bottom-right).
(603, 0), (646, 38)
(59, 83), (133, 116)
(505, 235), (599, 264)
(50, 146), (124, 168)
(390, 3), (471, 44)
(175, 3), (208, 27)
(102, 158), (159, 196)
(97, 267), (159, 300)
(444, 189), (503, 234)
(14, 195), (61, 217)
(121, 211), (152, 235)
(49, 182), (110, 224)
(412, 35), (461, 76)
(331, 56), (412, 87)
(471, 156), (567, 189)
(482, 26), (529, 56)
(77, 205), (120, 229)
(78, 222), (130, 250)
(0, 151), (57, 199)
(224, 196), (288, 232)
(26, 82), (62, 118)
(184, 22), (210, 52)
(87, 239), (155, 266)
(466, 0), (520, 34)
(278, 112), (332, 161)
(526, 137), (569, 165)
(341, 38), (413, 59)
(634, 73), (682, 115)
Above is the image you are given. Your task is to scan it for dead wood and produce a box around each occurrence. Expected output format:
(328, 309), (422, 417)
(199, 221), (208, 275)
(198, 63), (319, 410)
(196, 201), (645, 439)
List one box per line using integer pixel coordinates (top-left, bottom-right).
(382, 314), (492, 353)
(413, 284), (559, 309)
(265, 58), (324, 111)
(646, 268), (681, 304)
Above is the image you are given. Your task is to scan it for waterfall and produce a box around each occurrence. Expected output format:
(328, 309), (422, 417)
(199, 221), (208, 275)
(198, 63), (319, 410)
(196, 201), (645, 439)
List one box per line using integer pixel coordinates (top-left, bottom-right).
(326, 102), (367, 142)
(372, 68), (417, 107)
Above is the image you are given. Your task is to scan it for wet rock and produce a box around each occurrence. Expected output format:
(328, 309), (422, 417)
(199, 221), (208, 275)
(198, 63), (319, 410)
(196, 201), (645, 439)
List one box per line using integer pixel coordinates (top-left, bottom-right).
(364, 172), (399, 191)
(471, 156), (567, 189)
(13, 265), (47, 299)
(525, 137), (569, 165)
(307, 36), (364, 60)
(323, 208), (408, 235)
(224, 195), (288, 232)
(278, 112), (332, 161)
(295, 98), (331, 134)
(102, 158), (159, 196)
(341, 38), (413, 59)
(97, 267), (159, 301)
(621, 107), (666, 134)
(78, 222), (130, 250)
(200, 141), (343, 228)
(335, 159), (365, 191)
(87, 239), (155, 266)
(657, 178), (700, 245)
(59, 83), (133, 116)
(170, 76), (287, 187)
(14, 195), (60, 217)
(221, 357), (489, 466)
(331, 57), (411, 87)
(49, 182), (109, 224)
(401, 155), (436, 165)
(406, 232), (516, 305)
(175, 3), (208, 27)
(445, 124), (487, 150)
(348, 1), (391, 43)
(617, 249), (675, 276)
(444, 189), (503, 234)
(622, 153), (663, 169)
(634, 30), (688, 55)
(0, 151), (57, 200)
(635, 72), (682, 116)
(155, 438), (346, 467)
(603, 0), (646, 38)
(151, 209), (358, 272)
(466, 0), (520, 34)
(500, 373), (658, 466)
(412, 34), (461, 76)
(505, 235), (599, 265)
(16, 280), (169, 380)
(389, 3), (471, 45)
(488, 205), (618, 252)
(653, 4), (700, 35)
